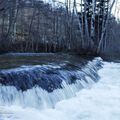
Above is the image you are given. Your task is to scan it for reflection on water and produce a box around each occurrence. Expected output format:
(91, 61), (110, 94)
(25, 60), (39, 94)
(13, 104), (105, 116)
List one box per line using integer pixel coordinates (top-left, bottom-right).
(0, 53), (91, 70)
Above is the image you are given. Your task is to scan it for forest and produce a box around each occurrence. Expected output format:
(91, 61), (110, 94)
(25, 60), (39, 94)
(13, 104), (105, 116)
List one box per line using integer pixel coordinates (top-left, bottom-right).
(0, 0), (119, 58)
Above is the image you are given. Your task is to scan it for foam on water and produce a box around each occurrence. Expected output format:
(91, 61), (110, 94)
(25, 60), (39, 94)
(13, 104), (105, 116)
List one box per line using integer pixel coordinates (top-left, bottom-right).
(1, 59), (120, 120)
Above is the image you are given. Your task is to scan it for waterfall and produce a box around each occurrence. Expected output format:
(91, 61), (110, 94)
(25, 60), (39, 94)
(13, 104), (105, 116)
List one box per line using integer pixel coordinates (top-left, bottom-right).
(0, 57), (103, 109)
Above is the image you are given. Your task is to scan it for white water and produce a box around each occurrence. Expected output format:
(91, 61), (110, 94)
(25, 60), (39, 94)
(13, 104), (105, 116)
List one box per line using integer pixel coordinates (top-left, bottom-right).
(0, 61), (120, 120)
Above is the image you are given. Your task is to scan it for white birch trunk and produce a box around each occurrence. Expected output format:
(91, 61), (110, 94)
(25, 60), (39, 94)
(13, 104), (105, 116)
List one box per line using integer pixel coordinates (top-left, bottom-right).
(97, 0), (115, 53)
(90, 0), (96, 46)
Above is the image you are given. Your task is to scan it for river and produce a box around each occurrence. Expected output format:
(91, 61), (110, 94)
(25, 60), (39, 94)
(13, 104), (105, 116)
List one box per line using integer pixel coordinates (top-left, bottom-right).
(0, 54), (120, 120)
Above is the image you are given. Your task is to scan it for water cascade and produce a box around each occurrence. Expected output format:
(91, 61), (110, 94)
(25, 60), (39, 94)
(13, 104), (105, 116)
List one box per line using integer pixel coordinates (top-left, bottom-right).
(0, 57), (103, 109)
